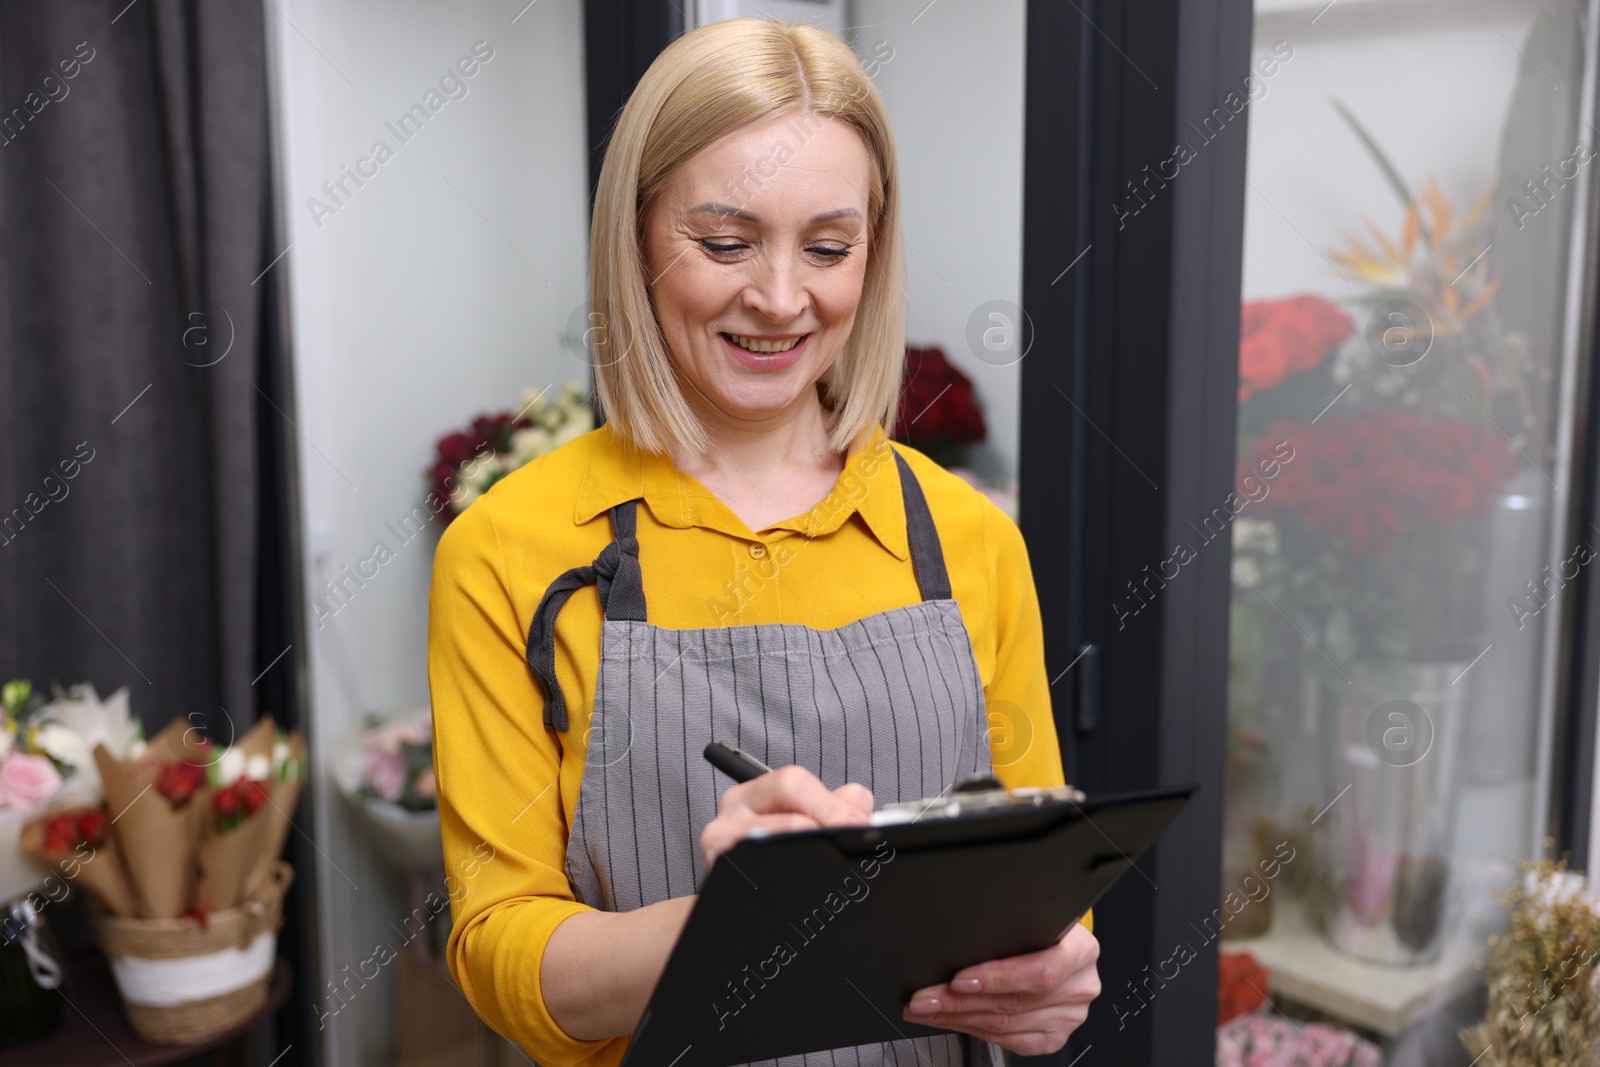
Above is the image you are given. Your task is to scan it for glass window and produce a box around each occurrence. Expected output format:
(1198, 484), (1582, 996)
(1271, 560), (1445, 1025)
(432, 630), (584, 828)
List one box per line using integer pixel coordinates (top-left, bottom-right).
(1221, 2), (1595, 1064)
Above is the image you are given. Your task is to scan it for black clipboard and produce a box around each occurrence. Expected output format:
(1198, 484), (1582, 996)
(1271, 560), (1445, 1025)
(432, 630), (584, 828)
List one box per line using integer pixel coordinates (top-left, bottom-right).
(620, 783), (1198, 1067)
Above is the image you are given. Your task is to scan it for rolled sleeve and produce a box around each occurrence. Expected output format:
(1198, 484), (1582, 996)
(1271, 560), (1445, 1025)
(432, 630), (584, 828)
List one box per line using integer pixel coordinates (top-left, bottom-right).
(428, 500), (623, 1066)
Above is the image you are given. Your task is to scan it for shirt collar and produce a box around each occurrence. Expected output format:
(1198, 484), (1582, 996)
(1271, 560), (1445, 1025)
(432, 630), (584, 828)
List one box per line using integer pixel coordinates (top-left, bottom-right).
(573, 422), (908, 560)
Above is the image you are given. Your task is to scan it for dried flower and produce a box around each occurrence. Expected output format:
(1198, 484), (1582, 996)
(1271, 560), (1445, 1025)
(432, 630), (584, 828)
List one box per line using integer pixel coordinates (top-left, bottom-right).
(1459, 856), (1600, 1066)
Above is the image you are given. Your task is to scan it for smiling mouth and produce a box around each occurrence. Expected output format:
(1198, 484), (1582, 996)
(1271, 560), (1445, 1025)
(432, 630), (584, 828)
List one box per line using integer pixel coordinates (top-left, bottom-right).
(722, 332), (808, 354)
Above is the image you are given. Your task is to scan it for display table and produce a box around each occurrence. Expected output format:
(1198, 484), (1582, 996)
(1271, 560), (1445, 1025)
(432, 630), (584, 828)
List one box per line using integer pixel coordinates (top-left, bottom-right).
(0, 948), (291, 1067)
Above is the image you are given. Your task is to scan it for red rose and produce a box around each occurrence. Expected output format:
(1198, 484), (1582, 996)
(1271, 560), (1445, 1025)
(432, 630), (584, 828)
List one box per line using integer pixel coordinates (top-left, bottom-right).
(435, 432), (480, 467)
(1347, 500), (1404, 556)
(1374, 456), (1424, 498)
(76, 808), (107, 848)
(43, 813), (77, 852)
(241, 781), (268, 817)
(1238, 295), (1351, 401)
(1418, 470), (1478, 523)
(1218, 952), (1270, 1025)
(895, 346), (988, 445)
(155, 761), (206, 807)
(214, 785), (239, 820)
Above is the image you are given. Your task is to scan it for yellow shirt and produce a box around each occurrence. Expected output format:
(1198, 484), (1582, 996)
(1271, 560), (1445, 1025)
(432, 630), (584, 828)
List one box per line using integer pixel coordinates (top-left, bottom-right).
(427, 420), (1086, 1067)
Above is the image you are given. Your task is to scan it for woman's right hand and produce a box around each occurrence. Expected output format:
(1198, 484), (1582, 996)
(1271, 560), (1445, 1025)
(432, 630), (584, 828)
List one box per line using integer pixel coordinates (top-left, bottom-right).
(701, 765), (874, 871)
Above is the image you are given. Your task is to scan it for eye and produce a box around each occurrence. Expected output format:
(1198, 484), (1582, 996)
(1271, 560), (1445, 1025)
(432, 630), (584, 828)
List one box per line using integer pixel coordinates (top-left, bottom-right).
(696, 238), (853, 262)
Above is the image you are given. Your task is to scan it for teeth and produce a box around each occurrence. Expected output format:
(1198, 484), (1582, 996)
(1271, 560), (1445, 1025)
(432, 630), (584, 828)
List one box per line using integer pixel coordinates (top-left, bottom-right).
(726, 333), (803, 354)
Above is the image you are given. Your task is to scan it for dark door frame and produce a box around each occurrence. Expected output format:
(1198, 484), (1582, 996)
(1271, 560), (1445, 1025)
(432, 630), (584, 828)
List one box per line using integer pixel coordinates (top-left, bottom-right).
(1020, 1), (1254, 1064)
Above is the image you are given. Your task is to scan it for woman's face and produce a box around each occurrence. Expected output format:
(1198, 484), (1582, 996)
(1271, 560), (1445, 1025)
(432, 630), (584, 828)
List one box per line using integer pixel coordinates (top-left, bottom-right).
(641, 111), (873, 435)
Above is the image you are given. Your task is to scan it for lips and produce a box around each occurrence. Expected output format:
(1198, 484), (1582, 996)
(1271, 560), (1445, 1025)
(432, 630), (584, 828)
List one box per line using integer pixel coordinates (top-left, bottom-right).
(721, 332), (808, 354)
(720, 331), (810, 370)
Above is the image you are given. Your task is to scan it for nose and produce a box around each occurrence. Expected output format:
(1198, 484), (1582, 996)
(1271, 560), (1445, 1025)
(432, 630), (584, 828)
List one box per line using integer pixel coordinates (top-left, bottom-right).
(742, 249), (810, 323)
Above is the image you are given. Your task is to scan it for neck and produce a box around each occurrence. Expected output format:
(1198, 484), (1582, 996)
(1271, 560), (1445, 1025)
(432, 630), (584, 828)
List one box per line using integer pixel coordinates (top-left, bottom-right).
(667, 384), (844, 487)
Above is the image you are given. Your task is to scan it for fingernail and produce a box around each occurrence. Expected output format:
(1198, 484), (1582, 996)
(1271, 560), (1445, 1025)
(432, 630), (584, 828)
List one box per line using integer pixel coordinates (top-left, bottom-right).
(907, 996), (940, 1015)
(951, 977), (982, 993)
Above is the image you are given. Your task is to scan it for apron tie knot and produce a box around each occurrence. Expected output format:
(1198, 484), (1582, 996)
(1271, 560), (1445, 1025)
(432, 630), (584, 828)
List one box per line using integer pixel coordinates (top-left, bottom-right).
(590, 533), (640, 604)
(526, 506), (648, 732)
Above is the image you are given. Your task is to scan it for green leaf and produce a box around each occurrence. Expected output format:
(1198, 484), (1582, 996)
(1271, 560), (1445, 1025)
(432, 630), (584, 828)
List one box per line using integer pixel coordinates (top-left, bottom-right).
(1330, 98), (1416, 215)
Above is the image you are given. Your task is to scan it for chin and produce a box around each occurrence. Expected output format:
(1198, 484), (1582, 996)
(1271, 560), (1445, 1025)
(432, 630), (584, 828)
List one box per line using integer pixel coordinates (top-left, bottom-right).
(706, 378), (817, 421)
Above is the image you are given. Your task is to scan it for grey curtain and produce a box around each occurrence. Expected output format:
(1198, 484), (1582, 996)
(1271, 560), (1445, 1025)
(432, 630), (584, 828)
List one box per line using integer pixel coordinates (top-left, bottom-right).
(0, 0), (270, 738)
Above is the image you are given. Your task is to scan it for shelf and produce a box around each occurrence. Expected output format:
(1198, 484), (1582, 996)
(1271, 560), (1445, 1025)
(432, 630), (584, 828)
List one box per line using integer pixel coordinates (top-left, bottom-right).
(1224, 895), (1483, 1037)
(0, 949), (290, 1066)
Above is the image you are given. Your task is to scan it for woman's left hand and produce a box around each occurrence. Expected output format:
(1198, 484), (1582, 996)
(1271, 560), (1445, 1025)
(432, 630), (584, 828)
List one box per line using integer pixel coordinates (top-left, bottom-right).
(902, 920), (1100, 1056)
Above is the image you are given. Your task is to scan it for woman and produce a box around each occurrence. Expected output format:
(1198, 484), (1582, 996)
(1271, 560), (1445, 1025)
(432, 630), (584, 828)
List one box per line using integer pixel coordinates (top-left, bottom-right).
(428, 16), (1100, 1067)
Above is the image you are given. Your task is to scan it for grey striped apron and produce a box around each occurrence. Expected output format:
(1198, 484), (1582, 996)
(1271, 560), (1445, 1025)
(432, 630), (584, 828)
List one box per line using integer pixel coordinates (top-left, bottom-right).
(528, 450), (1003, 1067)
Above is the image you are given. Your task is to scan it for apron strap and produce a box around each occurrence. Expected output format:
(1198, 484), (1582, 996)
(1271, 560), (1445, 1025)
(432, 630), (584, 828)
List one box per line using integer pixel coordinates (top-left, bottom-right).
(893, 449), (953, 602)
(528, 451), (948, 730)
(525, 500), (648, 732)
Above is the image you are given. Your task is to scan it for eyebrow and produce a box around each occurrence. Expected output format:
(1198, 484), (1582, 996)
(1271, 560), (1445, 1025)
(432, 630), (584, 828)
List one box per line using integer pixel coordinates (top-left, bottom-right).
(688, 202), (863, 225)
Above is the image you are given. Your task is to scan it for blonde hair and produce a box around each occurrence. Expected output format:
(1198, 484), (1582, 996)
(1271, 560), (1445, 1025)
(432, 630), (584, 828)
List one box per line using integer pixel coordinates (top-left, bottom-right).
(588, 15), (906, 456)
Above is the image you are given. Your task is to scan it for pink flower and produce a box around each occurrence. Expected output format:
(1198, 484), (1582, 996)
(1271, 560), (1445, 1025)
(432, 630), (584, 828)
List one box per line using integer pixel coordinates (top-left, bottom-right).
(0, 753), (64, 809)
(360, 748), (407, 804)
(368, 721), (430, 756)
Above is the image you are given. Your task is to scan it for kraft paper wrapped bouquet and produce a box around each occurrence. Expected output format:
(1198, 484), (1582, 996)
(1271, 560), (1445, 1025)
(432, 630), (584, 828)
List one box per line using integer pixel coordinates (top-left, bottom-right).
(22, 712), (305, 922)
(21, 713), (306, 1045)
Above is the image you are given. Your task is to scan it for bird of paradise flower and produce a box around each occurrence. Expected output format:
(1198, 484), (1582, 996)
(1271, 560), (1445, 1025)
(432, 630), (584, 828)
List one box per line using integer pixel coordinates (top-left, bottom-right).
(1322, 101), (1531, 420)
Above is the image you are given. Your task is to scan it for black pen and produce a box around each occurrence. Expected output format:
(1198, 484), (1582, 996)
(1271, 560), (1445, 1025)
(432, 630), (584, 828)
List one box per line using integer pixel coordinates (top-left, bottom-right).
(704, 741), (773, 783)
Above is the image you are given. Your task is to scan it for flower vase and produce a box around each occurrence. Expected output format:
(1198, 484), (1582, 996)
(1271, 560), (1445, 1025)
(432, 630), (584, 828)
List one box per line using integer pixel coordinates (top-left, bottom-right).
(0, 894), (63, 1048)
(1462, 471), (1547, 784)
(1324, 658), (1467, 965)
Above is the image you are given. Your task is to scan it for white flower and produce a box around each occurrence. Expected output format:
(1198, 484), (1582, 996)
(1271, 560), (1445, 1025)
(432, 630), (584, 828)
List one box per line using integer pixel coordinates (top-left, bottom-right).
(36, 684), (140, 759)
(509, 425), (554, 465)
(32, 723), (91, 769)
(1232, 517), (1279, 555)
(128, 738), (147, 760)
(217, 746), (245, 786)
(518, 385), (550, 415)
(1231, 556), (1263, 589)
(272, 740), (291, 772)
(452, 481), (483, 511)
(1524, 867), (1595, 913)
(246, 753), (270, 781)
(550, 416), (590, 449)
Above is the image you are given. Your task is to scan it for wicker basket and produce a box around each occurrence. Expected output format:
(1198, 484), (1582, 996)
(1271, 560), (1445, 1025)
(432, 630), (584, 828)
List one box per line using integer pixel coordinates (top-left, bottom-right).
(89, 861), (293, 1045)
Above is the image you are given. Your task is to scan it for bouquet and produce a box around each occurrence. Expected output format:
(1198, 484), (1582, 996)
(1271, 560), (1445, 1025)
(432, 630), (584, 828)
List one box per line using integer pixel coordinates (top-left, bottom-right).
(335, 711), (443, 872)
(892, 345), (987, 469)
(1234, 413), (1522, 666)
(356, 716), (435, 812)
(1, 680), (142, 813)
(1, 680), (143, 905)
(22, 714), (306, 920)
(428, 380), (593, 526)
(18, 804), (134, 917)
(1217, 1013), (1383, 1067)
(193, 715), (307, 913)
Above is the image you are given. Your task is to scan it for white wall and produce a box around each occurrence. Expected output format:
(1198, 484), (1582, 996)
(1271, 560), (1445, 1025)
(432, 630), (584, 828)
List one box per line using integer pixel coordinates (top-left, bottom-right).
(1244, 0), (1537, 302)
(847, 0), (1028, 485)
(269, 2), (1023, 1058)
(266, 1), (590, 1062)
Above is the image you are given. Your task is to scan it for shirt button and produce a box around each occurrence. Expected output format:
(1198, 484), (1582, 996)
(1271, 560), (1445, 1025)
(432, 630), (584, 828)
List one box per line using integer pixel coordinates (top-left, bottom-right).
(748, 542), (768, 560)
